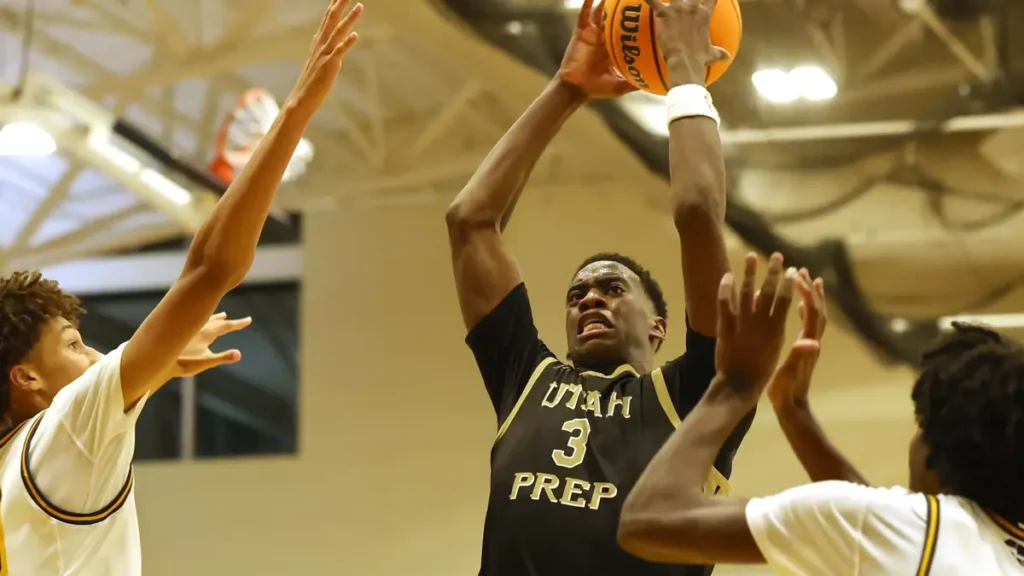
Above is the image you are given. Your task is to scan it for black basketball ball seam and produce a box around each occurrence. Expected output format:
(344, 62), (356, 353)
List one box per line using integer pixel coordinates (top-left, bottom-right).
(731, 0), (742, 41)
(708, 0), (741, 85)
(647, 6), (669, 93)
(609, 0), (628, 84)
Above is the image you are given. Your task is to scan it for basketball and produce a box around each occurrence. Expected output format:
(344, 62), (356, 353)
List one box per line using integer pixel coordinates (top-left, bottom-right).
(603, 0), (742, 95)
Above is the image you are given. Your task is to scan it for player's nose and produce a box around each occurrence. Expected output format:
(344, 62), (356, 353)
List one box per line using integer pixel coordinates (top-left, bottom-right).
(86, 346), (103, 365)
(578, 289), (608, 311)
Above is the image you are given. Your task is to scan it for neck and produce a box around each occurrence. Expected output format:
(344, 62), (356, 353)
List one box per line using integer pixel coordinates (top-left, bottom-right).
(575, 356), (653, 375)
(6, 397), (45, 428)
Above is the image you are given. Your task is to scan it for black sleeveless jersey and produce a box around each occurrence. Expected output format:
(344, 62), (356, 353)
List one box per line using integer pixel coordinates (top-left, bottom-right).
(466, 284), (753, 576)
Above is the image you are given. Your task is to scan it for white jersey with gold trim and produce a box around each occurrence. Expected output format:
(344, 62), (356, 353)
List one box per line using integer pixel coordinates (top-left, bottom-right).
(0, 344), (146, 576)
(746, 481), (1024, 575)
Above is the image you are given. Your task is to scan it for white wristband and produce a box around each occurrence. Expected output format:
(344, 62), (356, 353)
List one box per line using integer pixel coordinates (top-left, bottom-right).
(665, 84), (720, 128)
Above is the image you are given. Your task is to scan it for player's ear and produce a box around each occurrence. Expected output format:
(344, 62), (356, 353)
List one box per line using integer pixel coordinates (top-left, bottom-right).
(9, 364), (41, 392)
(649, 317), (666, 350)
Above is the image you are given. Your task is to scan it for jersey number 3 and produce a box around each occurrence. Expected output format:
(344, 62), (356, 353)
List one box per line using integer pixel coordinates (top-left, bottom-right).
(552, 418), (592, 469)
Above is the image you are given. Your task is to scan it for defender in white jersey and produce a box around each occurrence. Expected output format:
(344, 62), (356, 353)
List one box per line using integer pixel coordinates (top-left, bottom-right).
(618, 248), (1024, 574)
(0, 319), (246, 575)
(0, 2), (363, 573)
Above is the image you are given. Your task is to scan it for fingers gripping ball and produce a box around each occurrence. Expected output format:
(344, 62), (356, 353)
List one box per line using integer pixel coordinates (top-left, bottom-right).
(604, 0), (742, 95)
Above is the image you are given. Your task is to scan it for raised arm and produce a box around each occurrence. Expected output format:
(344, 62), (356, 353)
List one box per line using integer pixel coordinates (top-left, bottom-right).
(767, 271), (869, 485)
(445, 0), (631, 331)
(647, 0), (731, 337)
(445, 80), (584, 330)
(619, 254), (794, 565)
(119, 0), (362, 408)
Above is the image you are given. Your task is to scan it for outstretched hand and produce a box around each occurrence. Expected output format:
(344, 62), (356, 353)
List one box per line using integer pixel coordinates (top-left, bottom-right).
(172, 313), (252, 378)
(287, 0), (363, 112)
(766, 270), (827, 409)
(558, 0), (634, 98)
(639, 0), (730, 87)
(715, 253), (804, 400)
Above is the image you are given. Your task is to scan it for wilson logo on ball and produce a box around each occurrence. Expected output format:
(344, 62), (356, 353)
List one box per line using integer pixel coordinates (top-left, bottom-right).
(617, 4), (649, 90)
(603, 0), (743, 95)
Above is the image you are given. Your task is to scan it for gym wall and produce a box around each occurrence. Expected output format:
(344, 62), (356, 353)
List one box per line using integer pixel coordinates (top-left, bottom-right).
(133, 173), (917, 575)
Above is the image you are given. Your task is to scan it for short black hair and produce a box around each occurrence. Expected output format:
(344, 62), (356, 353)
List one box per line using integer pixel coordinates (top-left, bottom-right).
(911, 322), (1024, 521)
(574, 253), (668, 320)
(0, 271), (84, 415)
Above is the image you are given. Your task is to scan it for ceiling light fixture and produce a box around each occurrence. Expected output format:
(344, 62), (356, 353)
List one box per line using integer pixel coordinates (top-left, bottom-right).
(752, 65), (837, 104)
(0, 121), (57, 156)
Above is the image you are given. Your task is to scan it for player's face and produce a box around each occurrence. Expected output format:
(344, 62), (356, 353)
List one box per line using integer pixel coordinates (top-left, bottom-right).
(15, 317), (101, 403)
(565, 261), (666, 369)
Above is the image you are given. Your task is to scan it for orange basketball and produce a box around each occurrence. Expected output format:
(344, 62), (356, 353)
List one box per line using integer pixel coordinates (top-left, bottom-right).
(604, 0), (742, 95)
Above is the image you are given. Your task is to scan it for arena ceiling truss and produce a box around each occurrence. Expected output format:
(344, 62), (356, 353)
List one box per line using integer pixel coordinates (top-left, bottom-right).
(0, 0), (657, 275)
(3, 0), (1024, 364)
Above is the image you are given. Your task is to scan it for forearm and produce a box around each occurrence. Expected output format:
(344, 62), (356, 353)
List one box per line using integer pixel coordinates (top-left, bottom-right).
(119, 101), (316, 407)
(774, 401), (869, 485)
(622, 376), (754, 542)
(187, 101), (315, 280)
(447, 79), (585, 229)
(668, 116), (726, 222)
(666, 57), (729, 335)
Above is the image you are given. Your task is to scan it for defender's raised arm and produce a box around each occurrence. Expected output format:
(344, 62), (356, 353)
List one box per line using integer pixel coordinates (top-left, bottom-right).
(120, 0), (362, 407)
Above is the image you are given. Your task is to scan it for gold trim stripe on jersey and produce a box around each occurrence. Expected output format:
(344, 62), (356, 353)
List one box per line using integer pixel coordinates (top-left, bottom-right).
(916, 494), (940, 576)
(495, 357), (559, 442)
(652, 367), (733, 497)
(20, 411), (135, 526)
(986, 510), (1024, 540)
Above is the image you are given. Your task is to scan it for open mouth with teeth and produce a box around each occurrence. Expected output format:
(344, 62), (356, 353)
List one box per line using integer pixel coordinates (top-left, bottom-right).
(578, 318), (613, 336)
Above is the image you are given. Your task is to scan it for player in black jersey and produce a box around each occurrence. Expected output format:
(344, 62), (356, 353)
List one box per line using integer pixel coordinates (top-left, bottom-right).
(444, 0), (746, 574)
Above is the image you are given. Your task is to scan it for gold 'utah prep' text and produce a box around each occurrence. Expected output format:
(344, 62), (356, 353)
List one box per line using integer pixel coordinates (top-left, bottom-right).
(508, 383), (632, 511)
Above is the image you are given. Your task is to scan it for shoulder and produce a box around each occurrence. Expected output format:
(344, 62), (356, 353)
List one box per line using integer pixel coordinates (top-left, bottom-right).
(466, 283), (535, 344)
(50, 344), (127, 413)
(747, 484), (932, 574)
(661, 316), (716, 377)
(748, 482), (927, 531)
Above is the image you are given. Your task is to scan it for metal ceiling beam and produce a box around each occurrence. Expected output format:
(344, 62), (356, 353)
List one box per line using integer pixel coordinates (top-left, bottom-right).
(220, 0), (275, 48)
(84, 22), (314, 99)
(36, 244), (301, 296)
(86, 21), (387, 101)
(9, 160), (83, 255)
(5, 223), (186, 273)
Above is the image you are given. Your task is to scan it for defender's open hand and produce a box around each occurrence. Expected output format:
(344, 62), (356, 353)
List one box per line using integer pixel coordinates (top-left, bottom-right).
(766, 270), (827, 409)
(287, 0), (363, 113)
(715, 253), (802, 400)
(173, 313), (252, 377)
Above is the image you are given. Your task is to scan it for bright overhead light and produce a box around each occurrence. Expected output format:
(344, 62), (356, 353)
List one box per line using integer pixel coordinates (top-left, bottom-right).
(564, 0), (585, 7)
(790, 65), (838, 101)
(0, 121), (56, 156)
(752, 69), (799, 104)
(752, 66), (837, 104)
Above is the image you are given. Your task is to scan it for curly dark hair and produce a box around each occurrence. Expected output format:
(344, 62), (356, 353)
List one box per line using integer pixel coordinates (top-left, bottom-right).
(574, 253), (668, 320)
(911, 322), (1024, 521)
(0, 271), (84, 414)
